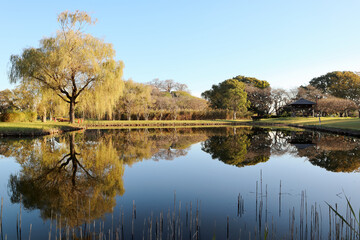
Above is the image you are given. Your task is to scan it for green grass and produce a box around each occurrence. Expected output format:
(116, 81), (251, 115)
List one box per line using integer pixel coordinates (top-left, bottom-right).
(0, 121), (83, 136)
(2, 117), (360, 136)
(258, 117), (360, 131)
(82, 119), (250, 127)
(0, 119), (250, 136)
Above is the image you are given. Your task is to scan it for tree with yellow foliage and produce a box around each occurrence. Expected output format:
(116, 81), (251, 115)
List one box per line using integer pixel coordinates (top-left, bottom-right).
(9, 11), (124, 123)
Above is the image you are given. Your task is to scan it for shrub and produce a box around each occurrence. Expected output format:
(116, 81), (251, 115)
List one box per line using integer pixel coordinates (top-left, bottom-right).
(1, 110), (37, 122)
(24, 111), (37, 122)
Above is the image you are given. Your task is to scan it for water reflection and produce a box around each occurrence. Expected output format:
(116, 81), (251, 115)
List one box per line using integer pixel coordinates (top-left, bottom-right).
(289, 132), (360, 172)
(1, 127), (360, 231)
(201, 128), (271, 167)
(2, 128), (214, 227)
(86, 128), (210, 164)
(7, 132), (125, 227)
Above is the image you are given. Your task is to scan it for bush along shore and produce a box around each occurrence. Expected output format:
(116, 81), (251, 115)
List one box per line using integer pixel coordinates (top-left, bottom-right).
(0, 122), (84, 137)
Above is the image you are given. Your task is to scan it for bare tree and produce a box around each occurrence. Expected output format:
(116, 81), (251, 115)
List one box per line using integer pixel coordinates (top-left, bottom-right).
(148, 79), (182, 93)
(174, 83), (189, 92)
(271, 88), (291, 115)
(162, 79), (176, 92)
(148, 78), (163, 90)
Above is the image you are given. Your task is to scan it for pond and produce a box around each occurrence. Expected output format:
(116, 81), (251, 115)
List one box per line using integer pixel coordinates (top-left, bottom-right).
(0, 126), (359, 239)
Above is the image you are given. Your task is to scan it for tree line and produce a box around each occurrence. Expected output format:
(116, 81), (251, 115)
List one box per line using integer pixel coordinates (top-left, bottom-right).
(2, 10), (360, 123)
(202, 71), (360, 118)
(1, 11), (211, 123)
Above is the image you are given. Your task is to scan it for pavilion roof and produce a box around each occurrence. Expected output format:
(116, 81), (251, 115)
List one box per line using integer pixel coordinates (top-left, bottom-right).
(290, 98), (316, 105)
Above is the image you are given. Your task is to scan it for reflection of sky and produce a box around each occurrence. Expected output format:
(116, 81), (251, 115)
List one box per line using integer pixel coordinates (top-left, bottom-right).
(0, 156), (49, 240)
(120, 142), (360, 239)
(0, 131), (360, 239)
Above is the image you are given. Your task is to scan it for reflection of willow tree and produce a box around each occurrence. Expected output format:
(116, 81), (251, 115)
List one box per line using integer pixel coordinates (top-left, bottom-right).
(201, 127), (271, 167)
(294, 133), (360, 172)
(7, 133), (125, 227)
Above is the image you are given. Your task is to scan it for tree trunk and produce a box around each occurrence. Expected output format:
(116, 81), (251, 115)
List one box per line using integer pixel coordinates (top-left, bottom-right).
(69, 99), (75, 124)
(233, 111), (236, 120)
(42, 108), (47, 122)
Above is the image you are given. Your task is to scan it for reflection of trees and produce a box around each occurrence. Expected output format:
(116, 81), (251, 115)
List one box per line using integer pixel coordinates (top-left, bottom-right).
(289, 132), (360, 172)
(269, 130), (298, 156)
(7, 133), (125, 227)
(201, 127), (271, 167)
(2, 128), (212, 228)
(306, 150), (360, 172)
(7, 127), (360, 228)
(84, 128), (210, 165)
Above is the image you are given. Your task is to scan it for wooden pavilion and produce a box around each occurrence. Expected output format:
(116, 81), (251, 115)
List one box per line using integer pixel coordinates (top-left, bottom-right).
(289, 98), (316, 117)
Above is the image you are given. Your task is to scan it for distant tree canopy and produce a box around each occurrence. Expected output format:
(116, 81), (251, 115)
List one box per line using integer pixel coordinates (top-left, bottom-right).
(8, 10), (124, 123)
(201, 79), (249, 119)
(317, 97), (357, 116)
(119, 80), (153, 120)
(296, 85), (325, 102)
(202, 75), (272, 117)
(232, 75), (270, 89)
(229, 75), (272, 116)
(309, 71), (360, 103)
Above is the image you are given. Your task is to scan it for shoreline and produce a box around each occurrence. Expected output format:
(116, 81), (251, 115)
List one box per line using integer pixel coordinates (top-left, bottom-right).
(83, 120), (249, 128)
(245, 118), (360, 138)
(1, 118), (360, 137)
(0, 120), (248, 137)
(290, 124), (360, 138)
(0, 124), (84, 137)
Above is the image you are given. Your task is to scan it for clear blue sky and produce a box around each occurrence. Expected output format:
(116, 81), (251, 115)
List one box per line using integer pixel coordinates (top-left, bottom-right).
(1, 0), (360, 96)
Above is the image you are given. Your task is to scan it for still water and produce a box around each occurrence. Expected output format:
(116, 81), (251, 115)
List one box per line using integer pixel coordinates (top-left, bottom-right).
(0, 126), (359, 239)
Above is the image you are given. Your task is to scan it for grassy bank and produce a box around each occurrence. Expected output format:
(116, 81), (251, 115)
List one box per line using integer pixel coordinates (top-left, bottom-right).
(0, 120), (250, 137)
(257, 117), (360, 129)
(1, 117), (359, 137)
(82, 119), (250, 128)
(0, 122), (83, 137)
(252, 117), (360, 137)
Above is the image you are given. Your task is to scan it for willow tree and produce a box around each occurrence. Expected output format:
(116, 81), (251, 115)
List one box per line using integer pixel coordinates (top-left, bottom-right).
(78, 61), (124, 120)
(120, 80), (152, 120)
(9, 11), (124, 123)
